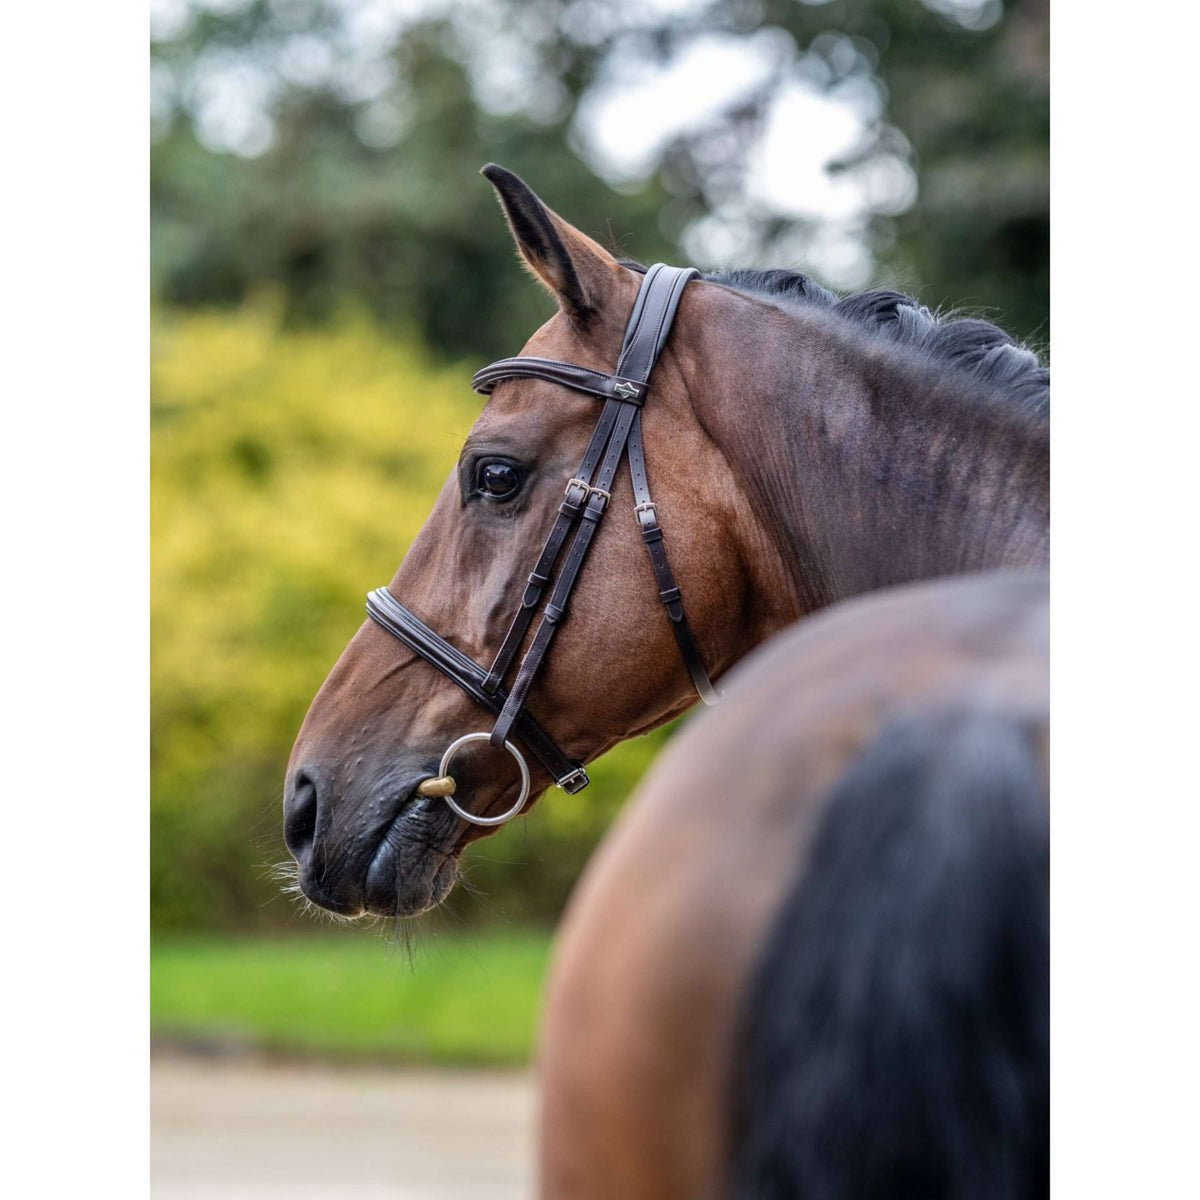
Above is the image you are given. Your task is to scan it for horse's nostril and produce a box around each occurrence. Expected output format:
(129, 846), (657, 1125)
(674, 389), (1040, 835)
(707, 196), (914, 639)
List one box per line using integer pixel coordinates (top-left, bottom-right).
(284, 769), (323, 862)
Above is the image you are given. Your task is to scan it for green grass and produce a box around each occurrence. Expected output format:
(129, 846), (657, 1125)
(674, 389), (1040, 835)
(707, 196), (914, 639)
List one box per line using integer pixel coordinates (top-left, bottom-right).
(151, 930), (555, 1065)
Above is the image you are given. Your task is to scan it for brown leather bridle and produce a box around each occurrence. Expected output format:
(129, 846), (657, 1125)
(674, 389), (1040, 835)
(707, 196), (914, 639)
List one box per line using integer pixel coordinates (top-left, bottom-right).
(365, 264), (717, 824)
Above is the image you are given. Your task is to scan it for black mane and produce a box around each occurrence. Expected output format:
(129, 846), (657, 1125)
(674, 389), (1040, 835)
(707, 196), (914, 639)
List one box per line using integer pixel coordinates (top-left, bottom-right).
(620, 260), (1049, 419)
(709, 267), (1049, 419)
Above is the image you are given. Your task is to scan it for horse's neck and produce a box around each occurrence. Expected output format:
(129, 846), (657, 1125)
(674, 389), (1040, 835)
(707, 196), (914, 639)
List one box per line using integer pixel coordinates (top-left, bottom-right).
(681, 302), (1050, 618)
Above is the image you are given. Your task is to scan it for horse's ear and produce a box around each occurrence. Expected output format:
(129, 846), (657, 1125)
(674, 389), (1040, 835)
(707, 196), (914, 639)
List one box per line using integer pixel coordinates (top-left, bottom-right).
(481, 163), (621, 325)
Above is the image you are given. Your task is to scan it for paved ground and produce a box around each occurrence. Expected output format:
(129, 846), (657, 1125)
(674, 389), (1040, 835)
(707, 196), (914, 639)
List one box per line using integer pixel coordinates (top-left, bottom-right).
(152, 1056), (536, 1200)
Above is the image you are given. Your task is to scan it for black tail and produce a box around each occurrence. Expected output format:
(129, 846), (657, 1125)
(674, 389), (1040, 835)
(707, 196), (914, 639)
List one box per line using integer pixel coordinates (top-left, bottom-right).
(729, 709), (1049, 1200)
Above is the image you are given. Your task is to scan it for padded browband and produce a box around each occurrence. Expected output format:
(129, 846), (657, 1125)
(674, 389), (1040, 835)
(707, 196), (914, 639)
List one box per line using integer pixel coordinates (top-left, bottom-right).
(365, 588), (590, 792)
(472, 358), (648, 404)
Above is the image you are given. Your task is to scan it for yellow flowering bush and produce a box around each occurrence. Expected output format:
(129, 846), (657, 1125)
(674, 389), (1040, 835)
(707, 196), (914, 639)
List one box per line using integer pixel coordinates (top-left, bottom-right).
(152, 301), (674, 930)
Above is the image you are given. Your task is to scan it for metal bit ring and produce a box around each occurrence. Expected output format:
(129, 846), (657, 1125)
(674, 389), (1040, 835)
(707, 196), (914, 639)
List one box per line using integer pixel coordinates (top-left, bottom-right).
(428, 732), (531, 827)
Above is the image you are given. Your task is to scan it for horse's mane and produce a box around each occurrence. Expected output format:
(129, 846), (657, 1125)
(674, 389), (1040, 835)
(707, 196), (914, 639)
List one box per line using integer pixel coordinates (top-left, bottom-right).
(620, 261), (1049, 419)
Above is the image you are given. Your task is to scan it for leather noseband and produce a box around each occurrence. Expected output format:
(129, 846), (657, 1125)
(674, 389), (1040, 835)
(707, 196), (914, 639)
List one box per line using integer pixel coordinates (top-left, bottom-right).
(366, 263), (717, 816)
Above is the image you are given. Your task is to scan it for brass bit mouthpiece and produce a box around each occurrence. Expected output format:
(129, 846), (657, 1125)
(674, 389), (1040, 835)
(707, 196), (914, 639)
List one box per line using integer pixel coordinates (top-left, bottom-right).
(416, 775), (457, 799)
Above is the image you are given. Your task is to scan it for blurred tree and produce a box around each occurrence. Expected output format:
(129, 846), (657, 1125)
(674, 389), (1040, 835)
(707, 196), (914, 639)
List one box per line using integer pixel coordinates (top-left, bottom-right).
(649, 0), (1050, 341)
(152, 0), (1048, 351)
(152, 12), (677, 359)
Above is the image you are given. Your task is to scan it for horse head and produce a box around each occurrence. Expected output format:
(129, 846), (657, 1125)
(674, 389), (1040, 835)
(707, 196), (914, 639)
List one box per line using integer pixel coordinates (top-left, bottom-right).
(284, 166), (778, 917)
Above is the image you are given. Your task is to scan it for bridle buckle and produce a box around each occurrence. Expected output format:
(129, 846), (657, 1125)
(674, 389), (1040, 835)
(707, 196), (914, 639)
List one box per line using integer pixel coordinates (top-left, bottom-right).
(635, 500), (659, 534)
(557, 766), (590, 794)
(568, 478), (612, 511)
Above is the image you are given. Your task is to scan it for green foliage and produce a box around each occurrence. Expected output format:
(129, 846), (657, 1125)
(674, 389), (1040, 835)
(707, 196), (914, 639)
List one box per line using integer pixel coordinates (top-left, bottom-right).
(151, 17), (676, 360)
(152, 1), (1048, 348)
(151, 932), (553, 1063)
(151, 301), (676, 931)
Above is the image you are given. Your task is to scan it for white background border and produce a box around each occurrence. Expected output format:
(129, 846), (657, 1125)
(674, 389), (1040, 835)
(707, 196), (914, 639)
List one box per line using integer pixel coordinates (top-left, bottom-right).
(4, 1), (1198, 1192)
(4, 1), (148, 1191)
(1052, 0), (1200, 1191)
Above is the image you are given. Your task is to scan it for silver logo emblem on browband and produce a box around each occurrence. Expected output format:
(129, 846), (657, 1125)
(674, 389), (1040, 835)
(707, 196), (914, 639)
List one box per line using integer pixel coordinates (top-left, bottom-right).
(613, 381), (640, 400)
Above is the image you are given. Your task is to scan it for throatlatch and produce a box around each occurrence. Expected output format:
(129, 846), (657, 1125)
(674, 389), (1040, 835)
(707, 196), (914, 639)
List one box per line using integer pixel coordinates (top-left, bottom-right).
(366, 263), (718, 824)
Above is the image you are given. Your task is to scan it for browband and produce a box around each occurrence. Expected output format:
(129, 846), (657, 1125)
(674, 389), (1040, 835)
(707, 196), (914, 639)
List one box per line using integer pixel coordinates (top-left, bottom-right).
(472, 358), (649, 405)
(366, 263), (717, 804)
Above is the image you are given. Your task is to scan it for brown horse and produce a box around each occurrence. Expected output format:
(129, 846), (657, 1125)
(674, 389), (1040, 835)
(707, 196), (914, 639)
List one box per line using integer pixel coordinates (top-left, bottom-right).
(284, 165), (1048, 919)
(540, 571), (1048, 1199)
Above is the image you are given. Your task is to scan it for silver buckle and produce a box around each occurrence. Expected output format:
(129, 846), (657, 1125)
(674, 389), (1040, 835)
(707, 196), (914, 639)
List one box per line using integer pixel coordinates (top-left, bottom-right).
(568, 479), (611, 510)
(557, 766), (589, 792)
(634, 500), (657, 519)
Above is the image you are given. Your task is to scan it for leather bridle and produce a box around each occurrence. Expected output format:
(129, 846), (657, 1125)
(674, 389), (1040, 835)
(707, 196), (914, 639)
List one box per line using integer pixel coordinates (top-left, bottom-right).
(365, 263), (717, 824)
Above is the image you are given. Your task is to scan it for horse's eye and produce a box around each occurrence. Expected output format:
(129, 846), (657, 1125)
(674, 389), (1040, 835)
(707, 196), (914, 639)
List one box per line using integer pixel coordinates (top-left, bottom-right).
(477, 460), (522, 501)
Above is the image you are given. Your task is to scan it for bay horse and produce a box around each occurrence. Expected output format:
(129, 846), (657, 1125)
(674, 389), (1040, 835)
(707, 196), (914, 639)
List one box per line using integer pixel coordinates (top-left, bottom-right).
(540, 571), (1048, 1199)
(284, 164), (1048, 919)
